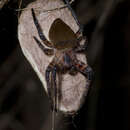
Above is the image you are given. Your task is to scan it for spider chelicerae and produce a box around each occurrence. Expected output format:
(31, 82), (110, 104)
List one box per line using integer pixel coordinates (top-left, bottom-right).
(31, 6), (93, 113)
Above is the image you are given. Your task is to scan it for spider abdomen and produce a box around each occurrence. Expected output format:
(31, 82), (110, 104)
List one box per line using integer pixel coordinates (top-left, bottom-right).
(49, 18), (77, 50)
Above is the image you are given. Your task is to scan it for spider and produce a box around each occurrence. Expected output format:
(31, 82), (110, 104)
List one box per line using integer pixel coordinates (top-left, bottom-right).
(31, 5), (93, 113)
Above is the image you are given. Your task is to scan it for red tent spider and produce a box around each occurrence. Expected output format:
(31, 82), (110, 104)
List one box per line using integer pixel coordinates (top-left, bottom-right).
(31, 2), (93, 113)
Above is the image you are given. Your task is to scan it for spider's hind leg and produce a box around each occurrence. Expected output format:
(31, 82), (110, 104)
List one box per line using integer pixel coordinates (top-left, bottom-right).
(45, 62), (58, 111)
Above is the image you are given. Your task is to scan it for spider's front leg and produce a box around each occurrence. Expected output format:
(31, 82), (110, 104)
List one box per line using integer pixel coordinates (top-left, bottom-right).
(32, 8), (54, 56)
(33, 36), (54, 56)
(65, 0), (88, 53)
(45, 62), (58, 111)
(64, 0), (83, 33)
(31, 8), (53, 48)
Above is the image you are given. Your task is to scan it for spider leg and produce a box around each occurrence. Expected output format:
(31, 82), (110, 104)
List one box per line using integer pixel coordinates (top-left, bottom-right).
(74, 60), (94, 81)
(74, 42), (88, 52)
(45, 62), (58, 111)
(74, 36), (88, 53)
(65, 0), (88, 53)
(45, 65), (54, 110)
(75, 29), (88, 53)
(51, 66), (58, 112)
(31, 8), (53, 48)
(64, 0), (83, 33)
(76, 29), (83, 38)
(33, 36), (54, 56)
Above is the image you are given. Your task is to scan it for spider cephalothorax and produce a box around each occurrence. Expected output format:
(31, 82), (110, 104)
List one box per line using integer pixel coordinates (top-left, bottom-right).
(31, 7), (93, 113)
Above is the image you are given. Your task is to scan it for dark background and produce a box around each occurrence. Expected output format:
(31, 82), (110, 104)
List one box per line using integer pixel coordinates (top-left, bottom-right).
(0, 0), (129, 130)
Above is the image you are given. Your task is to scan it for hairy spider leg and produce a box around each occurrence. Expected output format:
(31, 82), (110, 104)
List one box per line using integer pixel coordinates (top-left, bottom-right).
(46, 63), (58, 130)
(31, 8), (53, 48)
(65, 1), (84, 39)
(75, 29), (83, 38)
(45, 65), (54, 110)
(74, 42), (88, 53)
(45, 62), (59, 111)
(51, 66), (58, 130)
(33, 36), (54, 55)
(51, 66), (58, 112)
(64, 0), (89, 52)
(73, 60), (94, 81)
(74, 36), (88, 52)
(64, 0), (83, 33)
